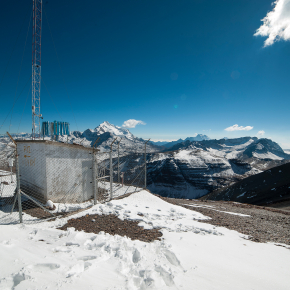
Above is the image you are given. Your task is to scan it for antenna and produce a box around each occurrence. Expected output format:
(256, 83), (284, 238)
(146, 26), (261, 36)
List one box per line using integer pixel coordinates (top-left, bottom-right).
(32, 0), (42, 139)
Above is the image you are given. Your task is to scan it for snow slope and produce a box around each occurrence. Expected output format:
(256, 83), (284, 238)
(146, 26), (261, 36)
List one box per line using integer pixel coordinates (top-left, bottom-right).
(0, 191), (289, 290)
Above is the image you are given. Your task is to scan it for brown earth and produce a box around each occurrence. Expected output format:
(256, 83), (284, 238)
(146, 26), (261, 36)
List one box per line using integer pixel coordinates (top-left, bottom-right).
(158, 196), (290, 246)
(58, 213), (162, 243)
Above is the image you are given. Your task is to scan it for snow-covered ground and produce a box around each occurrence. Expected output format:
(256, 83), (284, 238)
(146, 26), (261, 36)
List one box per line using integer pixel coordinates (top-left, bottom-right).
(1, 191), (289, 290)
(0, 170), (16, 198)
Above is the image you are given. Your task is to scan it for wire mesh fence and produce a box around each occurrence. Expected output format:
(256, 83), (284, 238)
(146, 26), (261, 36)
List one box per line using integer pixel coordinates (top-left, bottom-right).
(95, 151), (146, 202)
(0, 138), (148, 225)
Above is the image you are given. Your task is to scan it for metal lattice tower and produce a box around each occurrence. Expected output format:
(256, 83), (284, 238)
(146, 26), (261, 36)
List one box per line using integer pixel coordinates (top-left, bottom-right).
(32, 0), (42, 138)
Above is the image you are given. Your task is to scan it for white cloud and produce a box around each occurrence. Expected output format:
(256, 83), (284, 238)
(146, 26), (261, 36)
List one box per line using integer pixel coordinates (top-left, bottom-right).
(122, 119), (146, 128)
(257, 130), (265, 136)
(224, 124), (254, 131)
(254, 0), (290, 46)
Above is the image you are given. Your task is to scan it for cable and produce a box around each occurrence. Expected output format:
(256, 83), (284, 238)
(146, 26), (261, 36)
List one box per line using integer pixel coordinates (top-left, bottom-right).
(41, 76), (63, 122)
(43, 8), (79, 131)
(9, 10), (33, 132)
(0, 75), (32, 133)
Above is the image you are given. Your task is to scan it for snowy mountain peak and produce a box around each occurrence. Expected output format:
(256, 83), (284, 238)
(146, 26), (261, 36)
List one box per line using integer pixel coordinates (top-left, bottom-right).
(94, 121), (134, 140)
(184, 134), (210, 142)
(70, 121), (160, 152)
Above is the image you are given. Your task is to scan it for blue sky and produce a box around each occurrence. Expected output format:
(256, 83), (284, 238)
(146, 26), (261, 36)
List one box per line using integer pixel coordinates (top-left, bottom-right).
(1, 0), (290, 148)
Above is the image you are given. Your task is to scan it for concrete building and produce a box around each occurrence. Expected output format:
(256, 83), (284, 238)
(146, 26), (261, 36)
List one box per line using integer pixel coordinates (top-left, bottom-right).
(16, 140), (95, 203)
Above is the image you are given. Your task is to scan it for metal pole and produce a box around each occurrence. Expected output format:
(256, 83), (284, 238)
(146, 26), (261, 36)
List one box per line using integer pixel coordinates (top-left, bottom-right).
(109, 138), (117, 200)
(92, 138), (100, 205)
(144, 139), (150, 189)
(10, 166), (13, 183)
(15, 147), (23, 223)
(110, 150), (113, 200)
(117, 139), (121, 183)
(21, 191), (55, 217)
(32, 0), (43, 139)
(96, 152), (99, 203)
(92, 152), (97, 205)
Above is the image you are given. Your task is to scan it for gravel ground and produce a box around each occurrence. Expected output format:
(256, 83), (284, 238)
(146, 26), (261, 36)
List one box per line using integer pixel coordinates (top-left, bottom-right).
(158, 196), (290, 246)
(24, 191), (290, 246)
(58, 213), (162, 243)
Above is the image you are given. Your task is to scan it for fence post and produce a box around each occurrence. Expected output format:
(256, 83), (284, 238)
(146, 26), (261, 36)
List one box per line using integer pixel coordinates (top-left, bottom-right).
(144, 139), (150, 189)
(93, 152), (97, 205)
(117, 139), (121, 184)
(110, 138), (117, 200)
(95, 152), (99, 204)
(92, 137), (100, 205)
(15, 147), (23, 223)
(6, 132), (23, 223)
(110, 150), (113, 200)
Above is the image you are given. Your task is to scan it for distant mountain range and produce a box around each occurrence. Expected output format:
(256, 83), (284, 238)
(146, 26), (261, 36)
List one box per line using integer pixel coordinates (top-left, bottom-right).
(150, 134), (210, 148)
(1, 122), (290, 200)
(146, 137), (290, 199)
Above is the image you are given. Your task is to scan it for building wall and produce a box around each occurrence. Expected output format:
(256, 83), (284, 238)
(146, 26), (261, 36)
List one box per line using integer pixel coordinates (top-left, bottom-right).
(17, 142), (47, 202)
(17, 141), (94, 203)
(45, 143), (94, 203)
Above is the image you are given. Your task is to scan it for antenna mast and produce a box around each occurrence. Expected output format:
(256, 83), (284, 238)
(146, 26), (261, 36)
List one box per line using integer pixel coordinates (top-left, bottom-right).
(32, 0), (42, 139)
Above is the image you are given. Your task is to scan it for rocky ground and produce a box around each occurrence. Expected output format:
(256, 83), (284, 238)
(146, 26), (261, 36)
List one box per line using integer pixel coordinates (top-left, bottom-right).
(159, 196), (290, 246)
(57, 192), (290, 247)
(59, 213), (162, 243)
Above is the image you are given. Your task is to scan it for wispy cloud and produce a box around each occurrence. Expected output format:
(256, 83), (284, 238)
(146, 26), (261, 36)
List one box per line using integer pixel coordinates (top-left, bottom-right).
(224, 124), (254, 131)
(257, 130), (265, 136)
(254, 0), (290, 46)
(122, 119), (146, 128)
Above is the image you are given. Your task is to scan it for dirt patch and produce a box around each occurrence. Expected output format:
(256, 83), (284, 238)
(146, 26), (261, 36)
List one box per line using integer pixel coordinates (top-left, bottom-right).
(157, 196), (290, 246)
(21, 201), (64, 219)
(58, 214), (162, 243)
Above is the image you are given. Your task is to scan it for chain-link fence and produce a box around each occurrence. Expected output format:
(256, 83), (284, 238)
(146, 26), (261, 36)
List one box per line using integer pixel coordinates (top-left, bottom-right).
(95, 150), (146, 203)
(0, 137), (148, 225)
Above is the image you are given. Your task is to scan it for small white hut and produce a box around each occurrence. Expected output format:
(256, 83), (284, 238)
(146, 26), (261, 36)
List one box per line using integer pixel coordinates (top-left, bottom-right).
(16, 140), (95, 203)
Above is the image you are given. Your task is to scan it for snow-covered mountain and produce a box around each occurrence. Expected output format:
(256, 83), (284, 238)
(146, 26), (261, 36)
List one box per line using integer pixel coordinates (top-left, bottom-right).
(185, 134), (211, 142)
(68, 121), (159, 153)
(146, 137), (290, 199)
(201, 162), (290, 206)
(153, 134), (210, 148)
(149, 141), (169, 146)
(1, 126), (290, 200)
(87, 121), (135, 141)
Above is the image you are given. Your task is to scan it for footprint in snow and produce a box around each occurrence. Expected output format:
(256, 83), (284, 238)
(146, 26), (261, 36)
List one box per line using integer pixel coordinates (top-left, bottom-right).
(27, 263), (60, 272)
(0, 273), (30, 289)
(65, 242), (80, 247)
(78, 256), (97, 261)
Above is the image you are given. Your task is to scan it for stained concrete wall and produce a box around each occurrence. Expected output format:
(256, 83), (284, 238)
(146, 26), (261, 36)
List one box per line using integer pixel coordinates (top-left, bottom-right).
(17, 141), (94, 203)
